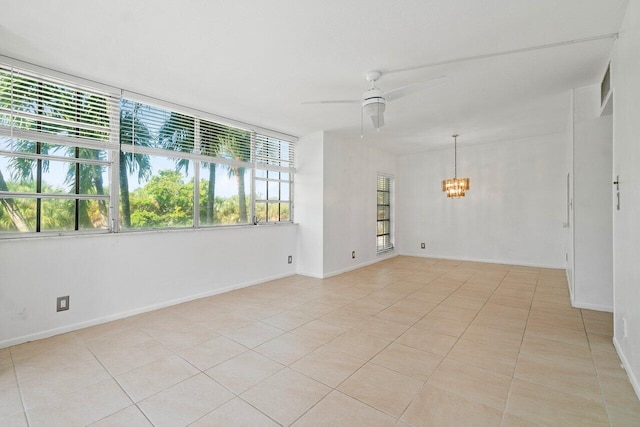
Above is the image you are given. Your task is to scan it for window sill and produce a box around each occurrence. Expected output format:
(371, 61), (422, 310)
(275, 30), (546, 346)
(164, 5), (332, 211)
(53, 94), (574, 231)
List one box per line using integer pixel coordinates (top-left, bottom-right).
(0, 221), (298, 241)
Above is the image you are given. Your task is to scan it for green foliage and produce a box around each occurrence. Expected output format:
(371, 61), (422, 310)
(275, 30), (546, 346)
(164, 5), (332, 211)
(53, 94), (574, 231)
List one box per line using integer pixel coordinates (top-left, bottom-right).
(0, 71), (111, 231)
(1, 73), (292, 233)
(0, 181), (109, 232)
(127, 170), (193, 228)
(123, 169), (253, 228)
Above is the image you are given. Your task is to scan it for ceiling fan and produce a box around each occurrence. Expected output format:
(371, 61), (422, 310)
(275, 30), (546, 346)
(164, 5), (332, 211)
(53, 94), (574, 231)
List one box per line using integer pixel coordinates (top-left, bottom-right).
(303, 70), (447, 133)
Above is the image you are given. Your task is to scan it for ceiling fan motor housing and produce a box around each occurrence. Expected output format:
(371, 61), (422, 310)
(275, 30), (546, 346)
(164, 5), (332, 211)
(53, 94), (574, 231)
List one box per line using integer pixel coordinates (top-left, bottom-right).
(362, 88), (386, 113)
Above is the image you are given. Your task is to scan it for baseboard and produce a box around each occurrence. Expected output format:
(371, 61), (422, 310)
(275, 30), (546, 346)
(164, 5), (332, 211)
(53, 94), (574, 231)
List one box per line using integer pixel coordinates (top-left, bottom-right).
(398, 252), (565, 270)
(0, 271), (296, 349)
(295, 271), (324, 279)
(613, 336), (640, 401)
(570, 300), (613, 312)
(320, 252), (399, 279)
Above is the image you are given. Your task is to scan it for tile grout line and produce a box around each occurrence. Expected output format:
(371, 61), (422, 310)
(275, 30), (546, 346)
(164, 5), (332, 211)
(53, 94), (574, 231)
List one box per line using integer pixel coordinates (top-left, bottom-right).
(499, 269), (539, 427)
(5, 259), (626, 426)
(386, 264), (522, 423)
(401, 265), (532, 423)
(82, 332), (157, 426)
(9, 347), (31, 427)
(583, 308), (615, 427)
(261, 267), (456, 425)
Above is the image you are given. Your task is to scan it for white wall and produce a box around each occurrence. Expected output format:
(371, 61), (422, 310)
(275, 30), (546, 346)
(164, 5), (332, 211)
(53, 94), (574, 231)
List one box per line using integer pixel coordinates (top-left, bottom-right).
(571, 85), (613, 311)
(322, 133), (399, 276)
(566, 92), (575, 297)
(611, 0), (640, 399)
(0, 225), (297, 347)
(295, 131), (324, 277)
(399, 132), (568, 268)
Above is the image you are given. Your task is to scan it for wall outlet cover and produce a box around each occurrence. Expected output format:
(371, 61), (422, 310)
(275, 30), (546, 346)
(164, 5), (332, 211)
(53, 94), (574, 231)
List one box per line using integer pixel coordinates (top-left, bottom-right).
(57, 296), (69, 312)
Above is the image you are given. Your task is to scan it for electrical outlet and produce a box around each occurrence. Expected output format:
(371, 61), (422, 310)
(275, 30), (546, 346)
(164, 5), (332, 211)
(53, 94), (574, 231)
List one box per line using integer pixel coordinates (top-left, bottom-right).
(420, 243), (426, 249)
(288, 255), (293, 264)
(57, 296), (69, 312)
(352, 251), (356, 259)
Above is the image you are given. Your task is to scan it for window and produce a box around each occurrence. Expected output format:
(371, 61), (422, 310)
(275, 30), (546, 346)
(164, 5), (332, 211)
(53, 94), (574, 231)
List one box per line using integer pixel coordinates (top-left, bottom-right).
(119, 98), (258, 229)
(377, 175), (393, 253)
(254, 134), (294, 223)
(0, 64), (118, 234)
(0, 60), (295, 236)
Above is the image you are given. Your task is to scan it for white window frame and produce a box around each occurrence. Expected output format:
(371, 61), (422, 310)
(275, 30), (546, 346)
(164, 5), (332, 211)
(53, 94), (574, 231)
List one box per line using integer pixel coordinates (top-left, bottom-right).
(0, 56), (296, 238)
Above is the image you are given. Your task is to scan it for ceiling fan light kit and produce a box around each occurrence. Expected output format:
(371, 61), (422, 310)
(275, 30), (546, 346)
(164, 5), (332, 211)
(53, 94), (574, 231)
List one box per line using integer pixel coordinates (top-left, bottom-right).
(442, 134), (470, 198)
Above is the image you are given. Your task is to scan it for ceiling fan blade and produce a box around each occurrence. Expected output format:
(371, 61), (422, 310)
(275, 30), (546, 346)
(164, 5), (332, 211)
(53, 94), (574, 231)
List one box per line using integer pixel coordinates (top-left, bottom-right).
(301, 100), (360, 105)
(383, 75), (447, 101)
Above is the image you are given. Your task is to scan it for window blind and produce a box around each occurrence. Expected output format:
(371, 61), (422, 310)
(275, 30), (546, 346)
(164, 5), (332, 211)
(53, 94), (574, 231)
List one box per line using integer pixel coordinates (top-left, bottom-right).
(120, 98), (256, 165)
(0, 64), (119, 150)
(377, 175), (393, 252)
(255, 133), (295, 170)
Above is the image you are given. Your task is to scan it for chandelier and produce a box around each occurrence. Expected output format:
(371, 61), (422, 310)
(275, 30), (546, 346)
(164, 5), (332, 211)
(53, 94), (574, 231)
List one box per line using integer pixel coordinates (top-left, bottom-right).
(442, 134), (470, 198)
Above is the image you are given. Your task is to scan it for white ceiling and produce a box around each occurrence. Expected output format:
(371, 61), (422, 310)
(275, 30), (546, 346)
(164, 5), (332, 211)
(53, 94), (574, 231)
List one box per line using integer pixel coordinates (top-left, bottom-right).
(0, 0), (629, 154)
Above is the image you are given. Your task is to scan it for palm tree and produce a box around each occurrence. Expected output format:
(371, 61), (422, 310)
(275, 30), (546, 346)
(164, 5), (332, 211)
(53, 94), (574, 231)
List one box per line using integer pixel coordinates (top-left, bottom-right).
(1, 72), (113, 230)
(0, 170), (31, 231)
(159, 115), (225, 225)
(119, 104), (152, 228)
(158, 111), (194, 174)
(219, 129), (251, 223)
(200, 121), (224, 224)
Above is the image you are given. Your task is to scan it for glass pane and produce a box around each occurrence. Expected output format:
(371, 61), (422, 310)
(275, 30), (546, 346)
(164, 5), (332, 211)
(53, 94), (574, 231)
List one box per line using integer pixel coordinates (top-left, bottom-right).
(0, 197), (36, 232)
(279, 203), (290, 221)
(280, 172), (290, 181)
(267, 202), (281, 221)
(1, 155), (109, 196)
(268, 170), (280, 179)
(78, 147), (108, 161)
(78, 199), (109, 230)
(41, 160), (76, 193)
(1, 155), (36, 191)
(0, 137), (105, 162)
(255, 201), (266, 223)
(199, 162), (251, 226)
(268, 181), (279, 200)
(255, 169), (267, 179)
(280, 182), (290, 201)
(40, 198), (75, 231)
(377, 220), (389, 235)
(78, 164), (109, 195)
(255, 179), (266, 200)
(377, 190), (389, 205)
(0, 137), (35, 153)
(120, 155), (194, 229)
(377, 235), (390, 251)
(377, 206), (390, 221)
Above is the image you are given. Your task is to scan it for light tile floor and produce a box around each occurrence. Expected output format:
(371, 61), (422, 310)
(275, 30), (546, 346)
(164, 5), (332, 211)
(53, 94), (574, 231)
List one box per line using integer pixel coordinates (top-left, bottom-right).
(1, 257), (639, 426)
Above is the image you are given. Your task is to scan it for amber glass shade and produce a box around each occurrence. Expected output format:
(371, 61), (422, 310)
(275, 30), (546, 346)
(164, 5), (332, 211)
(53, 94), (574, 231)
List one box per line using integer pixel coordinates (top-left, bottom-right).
(442, 177), (470, 198)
